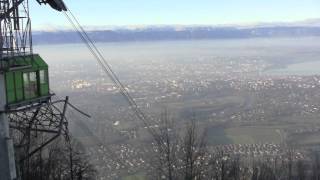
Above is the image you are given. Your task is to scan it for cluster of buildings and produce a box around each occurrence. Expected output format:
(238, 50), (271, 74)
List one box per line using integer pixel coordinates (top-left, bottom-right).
(214, 143), (305, 160)
(51, 55), (320, 179)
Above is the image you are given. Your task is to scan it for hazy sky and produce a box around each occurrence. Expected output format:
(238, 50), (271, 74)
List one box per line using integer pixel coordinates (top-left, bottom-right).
(30, 0), (320, 30)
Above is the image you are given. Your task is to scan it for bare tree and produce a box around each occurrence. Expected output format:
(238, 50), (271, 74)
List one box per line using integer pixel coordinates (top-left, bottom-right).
(181, 119), (208, 180)
(210, 151), (230, 180)
(258, 162), (276, 180)
(228, 156), (240, 180)
(312, 152), (320, 180)
(66, 138), (97, 180)
(151, 109), (179, 180)
(152, 111), (208, 180)
(16, 136), (96, 180)
(296, 160), (306, 180)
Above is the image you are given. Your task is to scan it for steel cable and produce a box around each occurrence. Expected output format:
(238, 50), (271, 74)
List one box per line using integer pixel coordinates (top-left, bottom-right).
(60, 9), (165, 146)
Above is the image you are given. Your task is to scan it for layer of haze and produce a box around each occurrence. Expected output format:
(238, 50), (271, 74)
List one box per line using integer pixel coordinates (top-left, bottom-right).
(34, 37), (320, 77)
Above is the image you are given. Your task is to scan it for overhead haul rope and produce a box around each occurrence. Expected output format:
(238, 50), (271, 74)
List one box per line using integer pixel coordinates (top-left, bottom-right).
(60, 9), (164, 146)
(52, 12), (158, 171)
(64, 99), (131, 170)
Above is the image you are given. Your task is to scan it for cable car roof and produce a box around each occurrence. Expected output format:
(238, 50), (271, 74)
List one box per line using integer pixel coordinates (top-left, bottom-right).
(36, 0), (67, 11)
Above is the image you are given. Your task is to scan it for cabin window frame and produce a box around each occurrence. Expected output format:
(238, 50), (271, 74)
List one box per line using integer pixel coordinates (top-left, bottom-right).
(39, 69), (48, 84)
(23, 71), (39, 99)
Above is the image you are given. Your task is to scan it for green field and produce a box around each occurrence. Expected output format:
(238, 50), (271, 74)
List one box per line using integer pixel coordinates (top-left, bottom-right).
(207, 125), (283, 145)
(123, 174), (146, 180)
(225, 126), (282, 144)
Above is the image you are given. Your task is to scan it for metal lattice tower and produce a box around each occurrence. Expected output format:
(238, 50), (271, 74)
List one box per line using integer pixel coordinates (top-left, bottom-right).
(0, 1), (69, 179)
(0, 0), (32, 58)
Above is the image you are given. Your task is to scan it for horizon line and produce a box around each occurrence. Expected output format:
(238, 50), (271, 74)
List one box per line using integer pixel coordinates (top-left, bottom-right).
(32, 18), (320, 31)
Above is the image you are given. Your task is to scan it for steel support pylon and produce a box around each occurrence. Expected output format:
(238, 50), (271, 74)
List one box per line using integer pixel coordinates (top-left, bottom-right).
(0, 74), (17, 180)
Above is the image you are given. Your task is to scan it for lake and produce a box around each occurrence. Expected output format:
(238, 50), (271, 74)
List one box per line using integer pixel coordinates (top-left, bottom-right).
(33, 37), (320, 76)
(265, 61), (320, 76)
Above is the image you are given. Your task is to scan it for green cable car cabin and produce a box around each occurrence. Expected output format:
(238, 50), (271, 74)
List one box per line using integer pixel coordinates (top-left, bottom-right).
(1, 54), (51, 108)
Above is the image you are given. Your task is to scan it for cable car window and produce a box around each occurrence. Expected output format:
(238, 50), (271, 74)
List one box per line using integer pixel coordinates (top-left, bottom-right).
(29, 72), (36, 82)
(23, 72), (38, 98)
(23, 73), (29, 86)
(39, 70), (47, 84)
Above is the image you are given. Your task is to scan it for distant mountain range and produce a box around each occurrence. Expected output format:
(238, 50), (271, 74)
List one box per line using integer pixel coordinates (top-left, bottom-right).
(33, 21), (320, 44)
